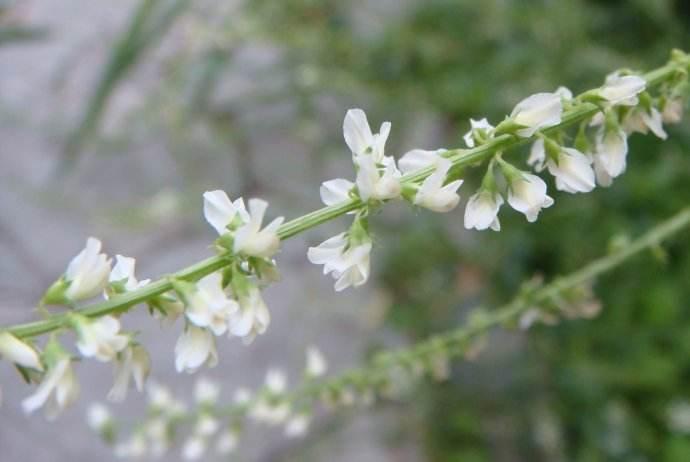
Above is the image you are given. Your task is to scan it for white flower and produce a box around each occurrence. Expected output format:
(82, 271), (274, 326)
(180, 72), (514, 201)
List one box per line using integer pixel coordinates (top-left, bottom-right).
(285, 414), (310, 438)
(203, 190), (249, 235)
(108, 255), (150, 292)
(229, 287), (270, 344)
(624, 107), (668, 139)
(215, 429), (239, 454)
(355, 154), (401, 201)
(343, 108), (391, 162)
(398, 148), (446, 173)
(194, 377), (220, 405)
(146, 418), (170, 457)
(146, 381), (187, 416)
(507, 172), (554, 222)
(307, 233), (372, 291)
(182, 435), (207, 460)
(464, 190), (504, 231)
(175, 326), (218, 374)
(250, 400), (291, 425)
(115, 433), (147, 459)
(527, 138), (547, 172)
(233, 388), (252, 405)
(594, 128), (628, 184)
(306, 346), (327, 378)
(86, 403), (111, 431)
(662, 98), (684, 124)
(0, 331), (43, 370)
(320, 178), (355, 206)
(463, 118), (495, 148)
(413, 158), (463, 213)
(22, 358), (79, 418)
(546, 147), (596, 194)
(510, 92), (563, 137)
(266, 368), (287, 394)
(74, 315), (129, 362)
(184, 273), (238, 336)
(195, 414), (220, 437)
(555, 86), (573, 100)
(65, 237), (112, 301)
(233, 199), (284, 258)
(598, 73), (646, 106)
(108, 344), (150, 402)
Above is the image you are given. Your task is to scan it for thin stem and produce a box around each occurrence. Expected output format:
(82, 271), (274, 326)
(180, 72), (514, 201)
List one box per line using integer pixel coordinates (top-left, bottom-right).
(6, 56), (689, 339)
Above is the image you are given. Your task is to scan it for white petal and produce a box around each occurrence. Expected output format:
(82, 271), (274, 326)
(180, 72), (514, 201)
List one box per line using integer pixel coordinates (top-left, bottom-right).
(203, 190), (237, 235)
(320, 179), (355, 206)
(343, 108), (374, 156)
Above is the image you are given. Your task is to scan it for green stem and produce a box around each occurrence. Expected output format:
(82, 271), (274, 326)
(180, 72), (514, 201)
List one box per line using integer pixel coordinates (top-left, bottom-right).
(6, 54), (689, 339)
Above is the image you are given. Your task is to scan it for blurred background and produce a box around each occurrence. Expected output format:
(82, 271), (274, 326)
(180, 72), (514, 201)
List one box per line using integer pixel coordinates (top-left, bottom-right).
(1, 0), (690, 460)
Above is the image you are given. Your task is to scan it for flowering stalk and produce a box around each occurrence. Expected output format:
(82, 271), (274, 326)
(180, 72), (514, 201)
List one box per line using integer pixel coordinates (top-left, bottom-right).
(103, 206), (690, 457)
(5, 50), (689, 341)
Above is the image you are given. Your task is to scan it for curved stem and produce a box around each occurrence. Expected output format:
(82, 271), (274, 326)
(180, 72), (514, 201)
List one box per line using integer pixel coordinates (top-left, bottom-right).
(6, 56), (689, 339)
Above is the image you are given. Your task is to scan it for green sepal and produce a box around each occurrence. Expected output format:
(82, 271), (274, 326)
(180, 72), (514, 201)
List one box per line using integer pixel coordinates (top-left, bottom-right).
(40, 277), (70, 306)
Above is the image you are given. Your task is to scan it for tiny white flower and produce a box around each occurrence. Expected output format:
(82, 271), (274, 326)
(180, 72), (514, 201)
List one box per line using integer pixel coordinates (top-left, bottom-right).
(215, 429), (239, 454)
(175, 326), (218, 374)
(507, 172), (554, 222)
(0, 331), (43, 370)
(184, 273), (238, 336)
(228, 287), (270, 344)
(64, 237), (112, 302)
(203, 190), (249, 235)
(108, 255), (150, 292)
(285, 414), (310, 438)
(320, 178), (355, 206)
(195, 414), (220, 437)
(398, 148), (446, 173)
(464, 190), (504, 232)
(115, 433), (147, 459)
(355, 154), (401, 201)
(546, 147), (596, 194)
(182, 435), (207, 460)
(146, 418), (170, 458)
(306, 345), (328, 378)
(343, 108), (391, 162)
(598, 73), (646, 106)
(194, 377), (220, 405)
(527, 138), (546, 172)
(108, 344), (150, 402)
(22, 358), (79, 418)
(510, 92), (563, 137)
(86, 403), (111, 431)
(662, 98), (684, 124)
(639, 107), (668, 139)
(413, 158), (463, 213)
(266, 368), (287, 394)
(233, 388), (252, 405)
(594, 128), (629, 183)
(463, 118), (495, 148)
(233, 199), (284, 258)
(307, 233), (372, 292)
(74, 315), (129, 362)
(555, 86), (573, 100)
(250, 400), (291, 425)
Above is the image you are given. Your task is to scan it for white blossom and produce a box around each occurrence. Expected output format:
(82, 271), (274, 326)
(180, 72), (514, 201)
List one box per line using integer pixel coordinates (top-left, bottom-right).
(464, 190), (504, 232)
(175, 326), (218, 374)
(74, 315), (129, 362)
(146, 381), (187, 416)
(108, 255), (150, 293)
(266, 368), (287, 394)
(413, 158), (463, 213)
(215, 429), (239, 454)
(0, 331), (43, 370)
(355, 154), (401, 201)
(510, 92), (563, 137)
(624, 107), (668, 139)
(320, 178), (355, 206)
(398, 149), (447, 174)
(233, 388), (252, 405)
(285, 414), (310, 438)
(182, 435), (207, 460)
(86, 403), (111, 431)
(64, 237), (112, 302)
(593, 128), (629, 185)
(203, 190), (249, 235)
(108, 344), (150, 402)
(598, 73), (646, 106)
(194, 377), (220, 405)
(22, 358), (79, 418)
(555, 86), (573, 100)
(307, 233), (372, 291)
(507, 172), (554, 222)
(527, 138), (547, 172)
(184, 273), (238, 336)
(463, 118), (495, 148)
(195, 414), (220, 437)
(115, 433), (147, 459)
(229, 287), (270, 344)
(343, 108), (391, 162)
(662, 98), (684, 124)
(233, 199), (284, 258)
(306, 346), (328, 378)
(546, 147), (596, 194)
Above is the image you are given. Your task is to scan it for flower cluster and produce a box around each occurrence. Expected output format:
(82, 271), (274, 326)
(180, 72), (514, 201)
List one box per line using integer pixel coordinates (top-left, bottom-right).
(91, 346), (329, 460)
